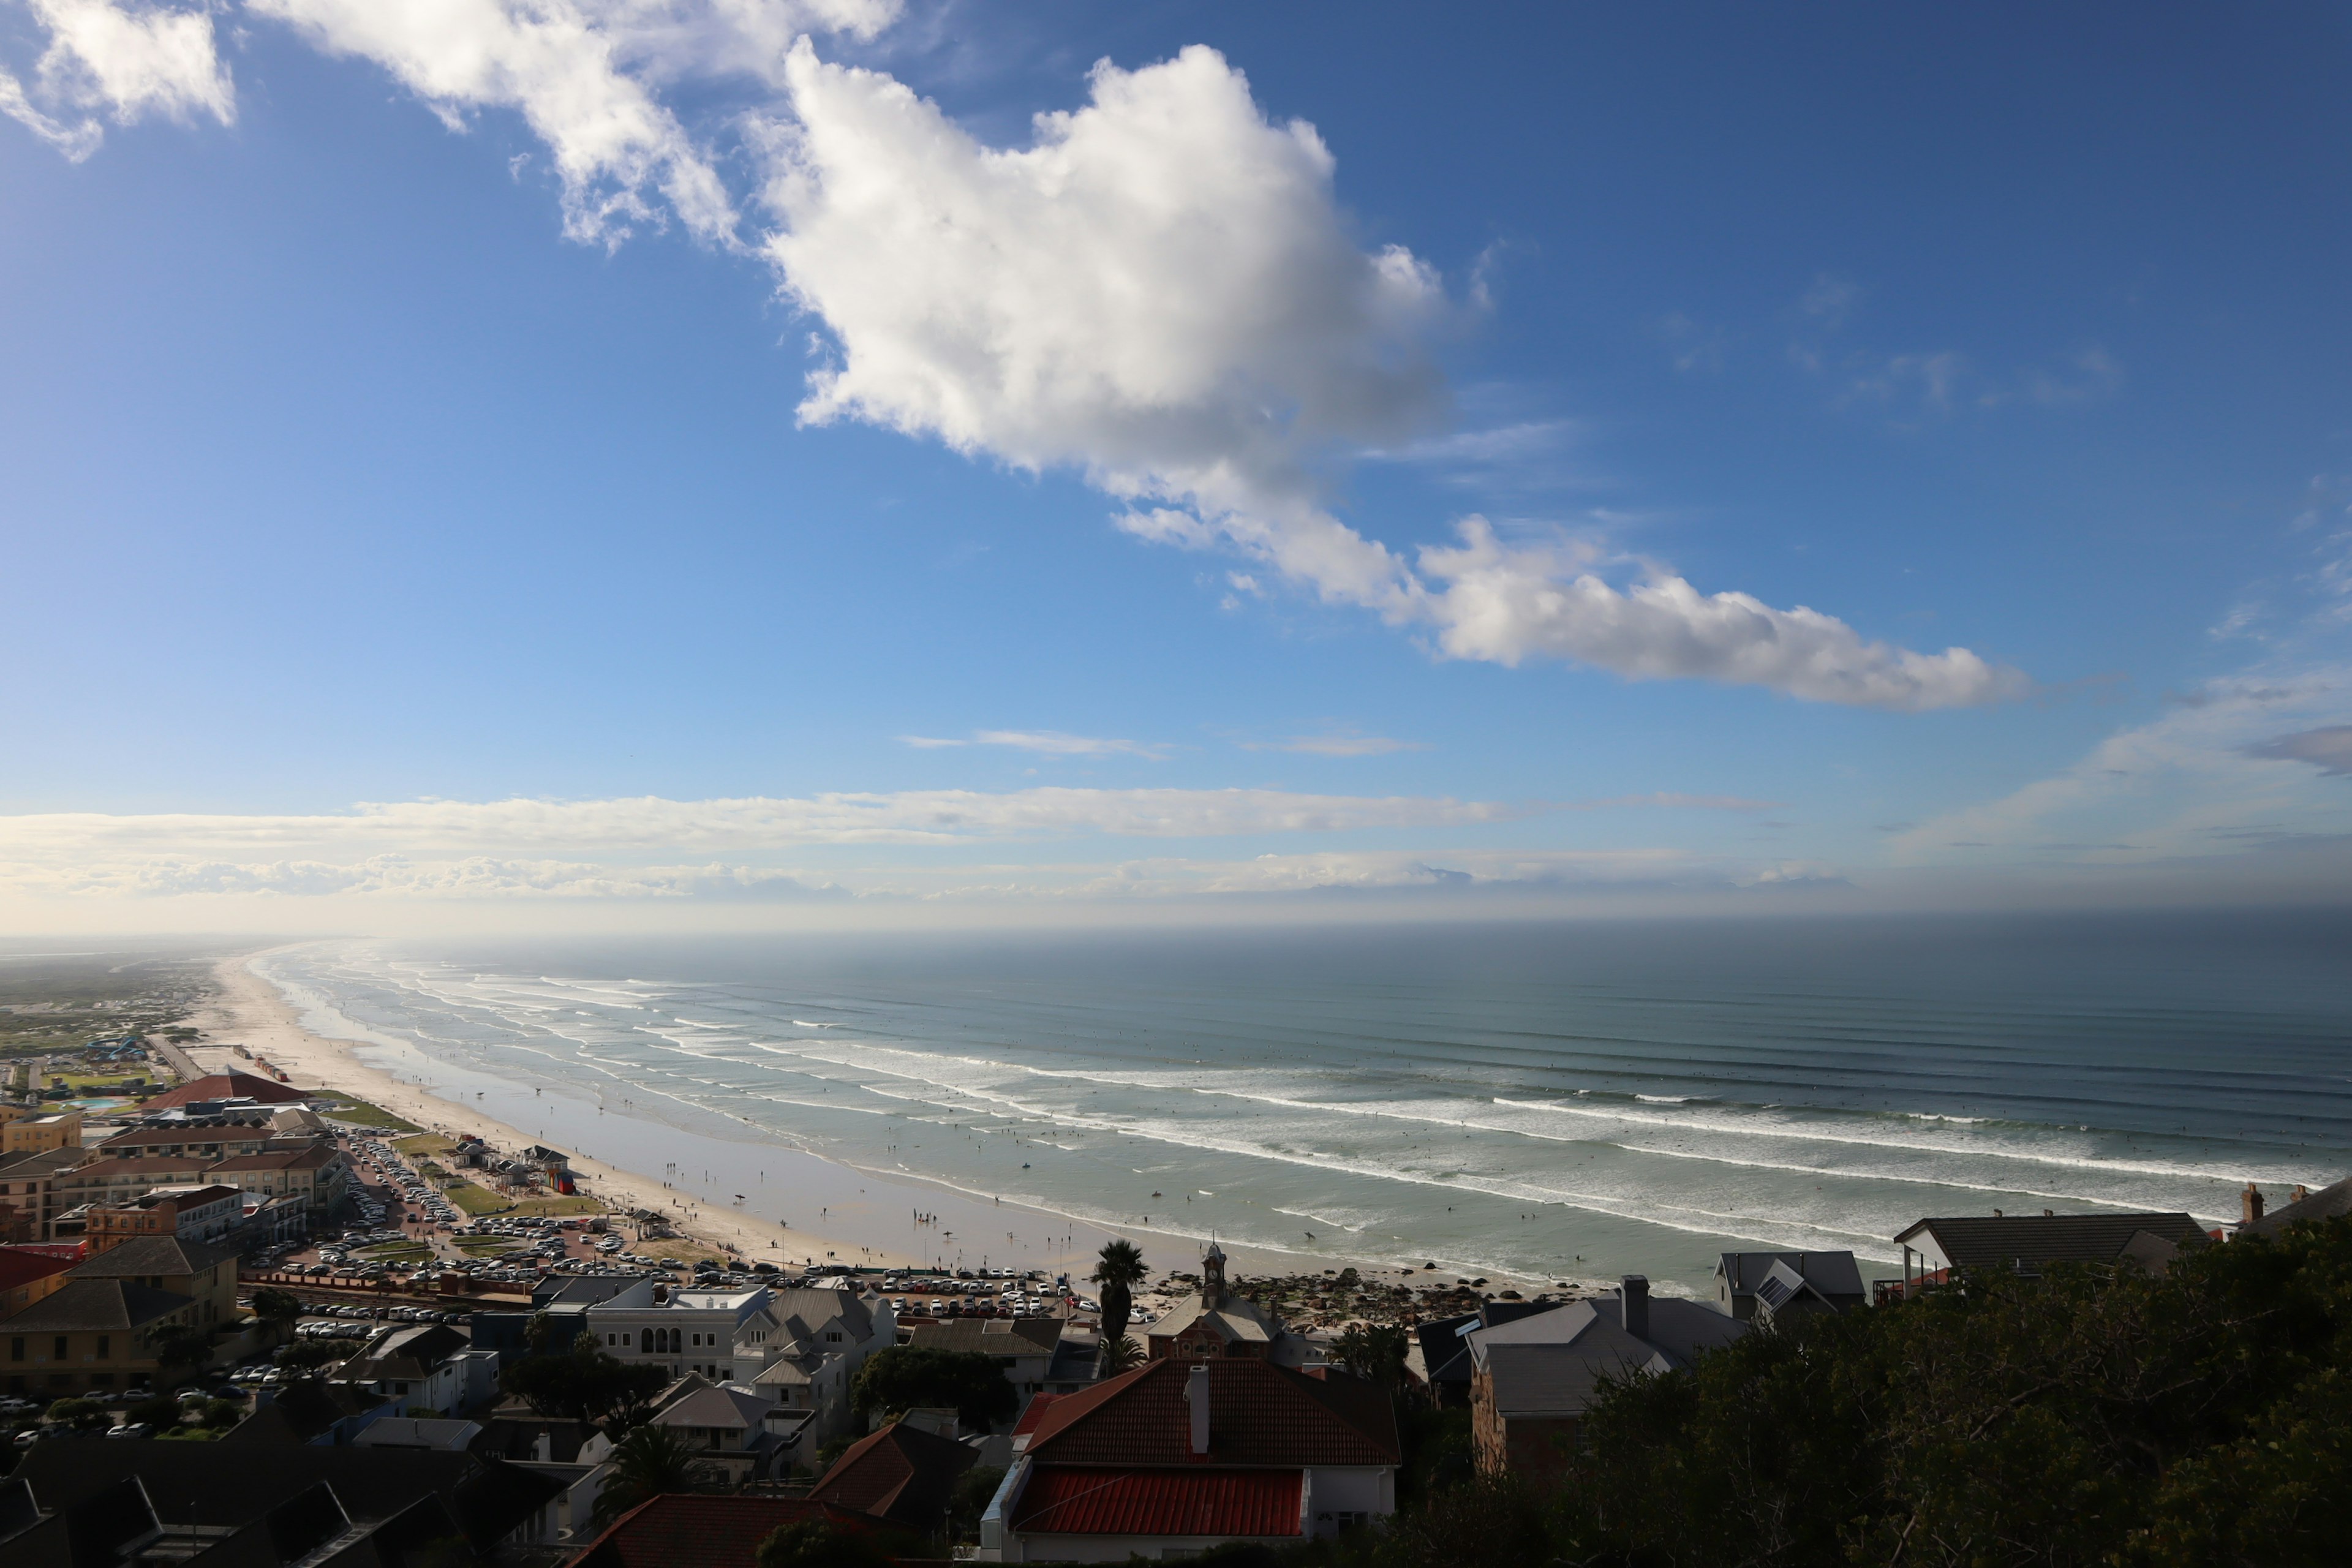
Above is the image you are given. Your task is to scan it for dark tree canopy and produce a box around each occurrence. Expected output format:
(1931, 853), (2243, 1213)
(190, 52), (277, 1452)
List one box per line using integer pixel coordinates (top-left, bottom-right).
(503, 1326), (669, 1431)
(850, 1346), (1019, 1431)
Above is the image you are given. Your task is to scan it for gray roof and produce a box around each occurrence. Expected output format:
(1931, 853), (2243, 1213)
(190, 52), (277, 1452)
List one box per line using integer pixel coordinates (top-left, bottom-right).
(69, 1234), (239, 1280)
(2241, 1175), (2352, 1238)
(764, 1287), (875, 1344)
(901, 1317), (1062, 1357)
(1142, 1290), (1279, 1346)
(1896, 1213), (2208, 1271)
(1469, 1295), (1749, 1420)
(1716, 1251), (1864, 1300)
(1, 1278), (193, 1332)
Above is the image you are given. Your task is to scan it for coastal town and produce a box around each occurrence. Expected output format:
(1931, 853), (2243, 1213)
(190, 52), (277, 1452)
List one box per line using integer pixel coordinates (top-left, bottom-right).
(1, 967), (2348, 1567)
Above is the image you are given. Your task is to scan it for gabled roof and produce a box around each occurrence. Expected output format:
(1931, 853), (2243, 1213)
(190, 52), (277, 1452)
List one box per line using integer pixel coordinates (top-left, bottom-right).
(649, 1379), (772, 1434)
(97, 1126), (267, 1150)
(570, 1494), (872, 1568)
(0, 1246), (77, 1294)
(902, 1316), (1063, 1357)
(2241, 1175), (2352, 1238)
(145, 1072), (308, 1110)
(61, 1155), (208, 1182)
(0, 1148), (89, 1179)
(1011, 1393), (1063, 1441)
(1025, 1357), (1400, 1469)
(1012, 1464), (1301, 1539)
(809, 1419), (978, 1531)
(762, 1287), (874, 1344)
(1716, 1251), (1865, 1300)
(1895, 1212), (2207, 1271)
(1467, 1297), (1748, 1420)
(0, 1277), (192, 1332)
(1143, 1291), (1280, 1347)
(70, 1234), (239, 1279)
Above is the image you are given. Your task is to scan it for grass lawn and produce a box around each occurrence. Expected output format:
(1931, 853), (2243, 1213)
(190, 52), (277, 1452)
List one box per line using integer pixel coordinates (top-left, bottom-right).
(443, 1181), (508, 1216)
(391, 1134), (454, 1157)
(317, 1095), (422, 1134)
(356, 1242), (431, 1262)
(454, 1237), (514, 1254)
(47, 1072), (152, 1095)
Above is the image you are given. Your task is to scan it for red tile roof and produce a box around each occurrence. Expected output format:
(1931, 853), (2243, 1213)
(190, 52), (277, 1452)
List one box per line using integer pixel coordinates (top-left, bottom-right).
(809, 1420), (978, 1531)
(1024, 1357), (1400, 1469)
(0, 1245), (78, 1292)
(1012, 1465), (1302, 1538)
(568, 1494), (874, 1568)
(1011, 1393), (1063, 1439)
(144, 1072), (307, 1110)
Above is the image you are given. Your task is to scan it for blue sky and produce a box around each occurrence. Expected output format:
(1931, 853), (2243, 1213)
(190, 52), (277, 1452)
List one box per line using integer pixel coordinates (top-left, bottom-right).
(2, 1), (2350, 925)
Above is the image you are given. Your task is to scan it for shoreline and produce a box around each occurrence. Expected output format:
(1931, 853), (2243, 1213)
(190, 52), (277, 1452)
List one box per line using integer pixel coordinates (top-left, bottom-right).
(187, 948), (1341, 1286)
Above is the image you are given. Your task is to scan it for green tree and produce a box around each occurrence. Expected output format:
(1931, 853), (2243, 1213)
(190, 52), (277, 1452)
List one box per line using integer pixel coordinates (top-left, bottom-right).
(755, 1518), (889, 1568)
(850, 1346), (1019, 1431)
(948, 1465), (1006, 1544)
(275, 1338), (342, 1371)
(1091, 1240), (1147, 1378)
(590, 1423), (717, 1526)
(503, 1329), (669, 1431)
(1096, 1332), (1144, 1378)
(249, 1287), (303, 1338)
(1332, 1322), (1411, 1393)
(153, 1325), (213, 1378)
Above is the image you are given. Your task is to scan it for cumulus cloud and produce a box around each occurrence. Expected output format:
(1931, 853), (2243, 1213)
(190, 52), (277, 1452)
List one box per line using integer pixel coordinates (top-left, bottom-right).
(249, 0), (746, 243)
(762, 43), (2018, 709)
(1, 0), (233, 159)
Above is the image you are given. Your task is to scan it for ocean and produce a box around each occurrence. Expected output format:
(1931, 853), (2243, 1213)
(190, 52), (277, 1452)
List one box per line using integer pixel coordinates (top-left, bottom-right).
(250, 911), (2352, 1296)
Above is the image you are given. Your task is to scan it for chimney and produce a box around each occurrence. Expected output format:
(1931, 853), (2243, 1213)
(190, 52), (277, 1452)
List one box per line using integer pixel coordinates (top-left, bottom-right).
(2242, 1183), (2264, 1225)
(2043, 1210), (2054, 1218)
(1185, 1363), (1211, 1457)
(2292, 1185), (2310, 1204)
(1619, 1275), (1649, 1342)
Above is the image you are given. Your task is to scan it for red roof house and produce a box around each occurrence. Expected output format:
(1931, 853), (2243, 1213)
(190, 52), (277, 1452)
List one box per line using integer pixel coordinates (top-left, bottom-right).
(980, 1357), (1401, 1562)
(809, 1419), (979, 1535)
(143, 1071), (309, 1110)
(568, 1494), (877, 1568)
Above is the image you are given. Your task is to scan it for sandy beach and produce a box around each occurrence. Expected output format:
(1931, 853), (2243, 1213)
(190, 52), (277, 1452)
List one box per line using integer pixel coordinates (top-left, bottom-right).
(184, 948), (1310, 1284)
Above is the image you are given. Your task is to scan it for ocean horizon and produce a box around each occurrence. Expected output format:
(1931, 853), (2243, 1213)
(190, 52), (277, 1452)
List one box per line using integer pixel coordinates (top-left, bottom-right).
(251, 910), (2352, 1297)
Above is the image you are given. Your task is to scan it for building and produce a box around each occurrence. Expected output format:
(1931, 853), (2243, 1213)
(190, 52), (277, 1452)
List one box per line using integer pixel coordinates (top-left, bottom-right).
(902, 1316), (1075, 1400)
(979, 1356), (1402, 1562)
(2236, 1175), (2351, 1238)
(809, 1418), (979, 1536)
(141, 1070), (310, 1112)
(330, 1322), (488, 1415)
(0, 1243), (80, 1316)
(1142, 1243), (1321, 1367)
(2, 1112), (82, 1155)
(86, 1184), (244, 1251)
(570, 1494), (879, 1568)
(0, 1277), (205, 1395)
(52, 1153), (211, 1212)
(616, 1373), (791, 1483)
(94, 1123), (276, 1162)
(1888, 1211), (2211, 1298)
(1467, 1276), (1748, 1481)
(5, 1438), (568, 1560)
(1713, 1251), (1866, 1321)
(587, 1282), (778, 1383)
(64, 1232), (242, 1325)
(746, 1286), (900, 1442)
(0, 1148), (89, 1243)
(205, 1142), (351, 1219)
(1410, 1300), (1558, 1408)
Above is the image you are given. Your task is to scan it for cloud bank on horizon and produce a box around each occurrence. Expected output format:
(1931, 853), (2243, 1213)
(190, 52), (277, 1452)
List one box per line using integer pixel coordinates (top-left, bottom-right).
(0, 0), (2020, 711)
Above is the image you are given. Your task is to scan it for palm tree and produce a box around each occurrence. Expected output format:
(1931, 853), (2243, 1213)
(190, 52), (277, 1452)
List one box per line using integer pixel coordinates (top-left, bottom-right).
(1091, 1240), (1148, 1378)
(592, 1423), (715, 1526)
(1097, 1332), (1145, 1378)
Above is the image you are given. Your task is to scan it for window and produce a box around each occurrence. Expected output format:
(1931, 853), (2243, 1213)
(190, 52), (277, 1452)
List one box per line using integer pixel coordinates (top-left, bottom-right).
(95, 1336), (109, 1359)
(8, 1338), (20, 1363)
(51, 1338), (66, 1360)
(826, 1331), (842, 1343)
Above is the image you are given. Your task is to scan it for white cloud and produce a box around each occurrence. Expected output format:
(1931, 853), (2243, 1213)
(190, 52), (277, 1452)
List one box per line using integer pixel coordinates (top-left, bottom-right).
(762, 44), (2018, 709)
(1, 0), (233, 158)
(0, 786), (1539, 868)
(251, 0), (747, 243)
(1888, 671), (2352, 864)
(900, 730), (1168, 759)
(1242, 731), (1426, 758)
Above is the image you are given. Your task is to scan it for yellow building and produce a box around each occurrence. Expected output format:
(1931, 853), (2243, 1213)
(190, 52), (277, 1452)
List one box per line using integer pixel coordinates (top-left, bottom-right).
(1, 1112), (81, 1156)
